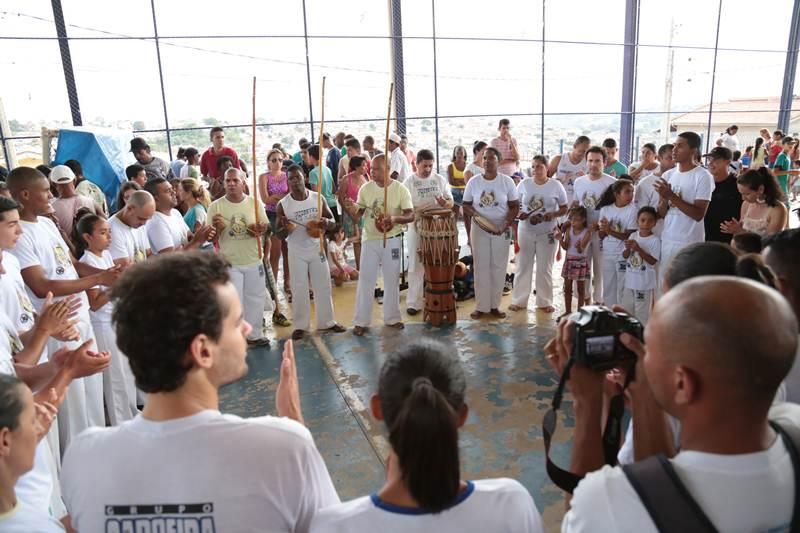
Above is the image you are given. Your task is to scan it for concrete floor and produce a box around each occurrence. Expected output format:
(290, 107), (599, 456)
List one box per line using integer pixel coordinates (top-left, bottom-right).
(220, 231), (575, 532)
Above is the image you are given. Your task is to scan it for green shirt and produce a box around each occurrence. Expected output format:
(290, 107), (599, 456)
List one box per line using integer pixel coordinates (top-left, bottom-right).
(309, 166), (336, 208)
(603, 160), (628, 178)
(774, 152), (791, 196)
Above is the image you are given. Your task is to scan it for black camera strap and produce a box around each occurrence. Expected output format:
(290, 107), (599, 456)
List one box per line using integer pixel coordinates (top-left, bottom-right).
(542, 358), (633, 494)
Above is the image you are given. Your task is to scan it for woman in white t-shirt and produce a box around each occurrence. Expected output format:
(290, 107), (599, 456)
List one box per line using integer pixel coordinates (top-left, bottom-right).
(716, 125), (740, 152)
(462, 147), (520, 319)
(309, 340), (543, 533)
(74, 214), (138, 426)
(596, 179), (638, 306)
(0, 375), (64, 532)
(463, 141), (488, 247)
(510, 155), (568, 314)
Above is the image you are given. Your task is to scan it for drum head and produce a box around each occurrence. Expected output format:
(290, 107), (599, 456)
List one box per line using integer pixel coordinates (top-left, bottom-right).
(473, 215), (500, 233)
(420, 207), (454, 218)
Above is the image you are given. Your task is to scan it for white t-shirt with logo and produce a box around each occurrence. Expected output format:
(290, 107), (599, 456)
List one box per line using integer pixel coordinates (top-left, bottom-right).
(463, 174), (519, 229)
(661, 166), (715, 245)
(564, 403), (800, 533)
(555, 153), (588, 202)
(108, 214), (150, 264)
(598, 203), (638, 256)
(517, 178), (568, 236)
(78, 250), (114, 323)
(279, 191), (324, 252)
(9, 217), (91, 322)
(146, 209), (189, 254)
(573, 174), (617, 225)
(0, 253), (36, 334)
(310, 478), (543, 533)
(624, 232), (660, 291)
(404, 173), (452, 210)
(61, 410), (340, 533)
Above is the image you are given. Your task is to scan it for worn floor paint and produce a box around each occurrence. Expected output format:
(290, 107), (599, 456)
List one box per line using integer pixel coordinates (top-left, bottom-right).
(221, 319), (574, 532)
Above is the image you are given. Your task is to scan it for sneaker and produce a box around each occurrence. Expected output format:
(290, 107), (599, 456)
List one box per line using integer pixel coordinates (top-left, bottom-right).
(272, 313), (291, 327)
(503, 273), (514, 295)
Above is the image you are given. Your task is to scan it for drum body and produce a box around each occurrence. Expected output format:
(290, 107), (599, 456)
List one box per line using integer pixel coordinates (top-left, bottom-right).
(416, 209), (458, 326)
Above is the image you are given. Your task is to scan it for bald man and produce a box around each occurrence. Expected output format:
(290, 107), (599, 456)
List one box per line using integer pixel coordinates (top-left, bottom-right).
(549, 277), (799, 532)
(108, 190), (156, 267)
(764, 229), (800, 402)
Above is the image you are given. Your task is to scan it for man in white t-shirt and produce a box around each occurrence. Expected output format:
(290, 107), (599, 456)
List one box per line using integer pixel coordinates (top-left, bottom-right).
(572, 147), (616, 303)
(654, 132), (714, 290)
(145, 177), (212, 254)
(403, 149), (453, 315)
(108, 190), (155, 267)
(549, 277), (799, 532)
(634, 143), (674, 238)
(6, 167), (121, 451)
(61, 252), (339, 533)
(388, 133), (411, 183)
(548, 135), (590, 204)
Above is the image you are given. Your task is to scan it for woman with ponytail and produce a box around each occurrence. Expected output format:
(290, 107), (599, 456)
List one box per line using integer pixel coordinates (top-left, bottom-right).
(750, 137), (767, 169)
(720, 167), (787, 237)
(310, 340), (542, 533)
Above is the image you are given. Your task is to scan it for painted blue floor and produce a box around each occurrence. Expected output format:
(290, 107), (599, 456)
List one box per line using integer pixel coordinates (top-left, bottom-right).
(220, 320), (573, 530)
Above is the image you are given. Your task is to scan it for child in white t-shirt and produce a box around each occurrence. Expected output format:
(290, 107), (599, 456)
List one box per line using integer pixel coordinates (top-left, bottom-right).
(557, 206), (593, 315)
(622, 206), (661, 325)
(327, 225), (358, 286)
(75, 214), (138, 426)
(597, 179), (638, 306)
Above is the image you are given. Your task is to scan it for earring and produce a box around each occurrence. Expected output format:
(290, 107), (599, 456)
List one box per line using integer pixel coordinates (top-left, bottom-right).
(757, 194), (766, 204)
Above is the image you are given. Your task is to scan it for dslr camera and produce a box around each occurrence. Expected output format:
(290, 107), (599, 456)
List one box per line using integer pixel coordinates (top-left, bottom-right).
(569, 306), (643, 371)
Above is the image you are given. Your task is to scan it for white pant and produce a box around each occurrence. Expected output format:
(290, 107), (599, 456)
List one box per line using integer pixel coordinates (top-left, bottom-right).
(622, 288), (654, 325)
(470, 224), (510, 313)
(92, 320), (138, 426)
(230, 262), (272, 340)
(50, 318), (104, 455)
(354, 236), (403, 327)
(659, 240), (689, 293)
(511, 229), (557, 308)
(288, 245), (336, 331)
(406, 227), (424, 311)
(585, 232), (603, 302)
(601, 254), (627, 307)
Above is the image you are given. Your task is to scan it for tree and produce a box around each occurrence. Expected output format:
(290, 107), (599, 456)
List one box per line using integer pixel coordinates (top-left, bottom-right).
(132, 121), (146, 131)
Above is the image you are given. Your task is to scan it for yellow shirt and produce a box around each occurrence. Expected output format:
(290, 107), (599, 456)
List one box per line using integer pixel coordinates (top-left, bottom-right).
(357, 180), (413, 242)
(207, 195), (267, 266)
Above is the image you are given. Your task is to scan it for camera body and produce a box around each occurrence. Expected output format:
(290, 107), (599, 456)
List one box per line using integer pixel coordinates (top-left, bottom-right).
(570, 305), (643, 371)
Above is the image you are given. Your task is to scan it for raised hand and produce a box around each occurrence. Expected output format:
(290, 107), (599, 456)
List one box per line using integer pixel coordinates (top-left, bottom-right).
(276, 340), (304, 425)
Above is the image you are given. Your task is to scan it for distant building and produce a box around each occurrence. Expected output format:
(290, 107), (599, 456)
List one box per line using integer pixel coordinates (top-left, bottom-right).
(671, 96), (800, 148)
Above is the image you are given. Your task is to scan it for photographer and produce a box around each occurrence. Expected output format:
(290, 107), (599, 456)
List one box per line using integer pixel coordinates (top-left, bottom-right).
(548, 277), (799, 532)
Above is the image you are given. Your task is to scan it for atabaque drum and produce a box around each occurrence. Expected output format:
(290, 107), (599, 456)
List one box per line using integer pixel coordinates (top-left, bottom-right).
(416, 208), (458, 326)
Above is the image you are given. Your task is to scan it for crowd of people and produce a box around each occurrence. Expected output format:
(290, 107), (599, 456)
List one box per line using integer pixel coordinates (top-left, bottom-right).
(0, 118), (798, 531)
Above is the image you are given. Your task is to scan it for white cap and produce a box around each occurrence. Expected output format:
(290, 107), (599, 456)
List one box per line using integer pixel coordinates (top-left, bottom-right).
(49, 165), (76, 185)
(388, 133), (401, 144)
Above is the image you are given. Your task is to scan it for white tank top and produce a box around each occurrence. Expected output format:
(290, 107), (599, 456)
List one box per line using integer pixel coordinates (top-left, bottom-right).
(279, 191), (322, 251)
(556, 152), (587, 200)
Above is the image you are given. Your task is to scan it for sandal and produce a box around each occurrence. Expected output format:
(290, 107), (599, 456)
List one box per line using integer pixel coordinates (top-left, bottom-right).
(489, 308), (507, 319)
(470, 310), (485, 319)
(320, 323), (346, 333)
(386, 322), (405, 330)
(272, 313), (291, 327)
(508, 304), (524, 312)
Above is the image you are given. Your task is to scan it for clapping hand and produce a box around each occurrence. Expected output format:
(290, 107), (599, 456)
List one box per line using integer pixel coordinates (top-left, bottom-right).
(653, 178), (673, 200)
(720, 218), (743, 235)
(276, 340), (304, 425)
(598, 217), (610, 233)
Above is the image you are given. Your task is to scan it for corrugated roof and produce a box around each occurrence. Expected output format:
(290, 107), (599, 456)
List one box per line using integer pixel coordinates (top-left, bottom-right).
(671, 96), (800, 125)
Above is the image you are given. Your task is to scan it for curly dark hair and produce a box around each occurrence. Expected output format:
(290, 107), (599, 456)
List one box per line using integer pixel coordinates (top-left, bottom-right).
(111, 252), (231, 392)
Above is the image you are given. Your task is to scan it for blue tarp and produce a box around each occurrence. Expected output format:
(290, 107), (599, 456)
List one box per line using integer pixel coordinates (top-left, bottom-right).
(53, 128), (135, 211)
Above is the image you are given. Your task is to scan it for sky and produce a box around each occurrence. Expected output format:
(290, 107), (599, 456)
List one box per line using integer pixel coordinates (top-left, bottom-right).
(0, 0), (796, 131)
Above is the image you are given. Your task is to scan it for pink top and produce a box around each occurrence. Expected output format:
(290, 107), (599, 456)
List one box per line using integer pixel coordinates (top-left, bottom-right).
(490, 137), (518, 176)
(343, 172), (364, 202)
(264, 172), (288, 213)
